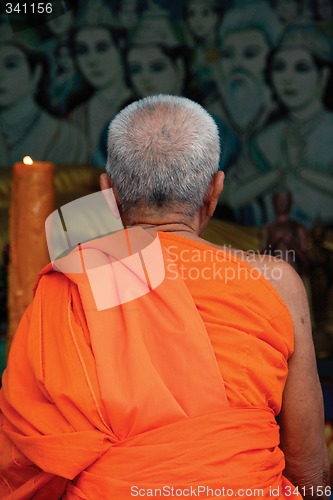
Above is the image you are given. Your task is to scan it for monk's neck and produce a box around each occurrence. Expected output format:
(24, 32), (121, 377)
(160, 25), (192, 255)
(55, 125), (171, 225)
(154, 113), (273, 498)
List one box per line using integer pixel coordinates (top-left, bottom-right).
(125, 216), (204, 240)
(128, 221), (197, 236)
(122, 206), (210, 240)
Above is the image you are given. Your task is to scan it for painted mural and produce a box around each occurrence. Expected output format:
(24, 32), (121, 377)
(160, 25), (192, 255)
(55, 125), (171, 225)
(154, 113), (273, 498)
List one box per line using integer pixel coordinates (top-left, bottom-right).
(1, 0), (333, 354)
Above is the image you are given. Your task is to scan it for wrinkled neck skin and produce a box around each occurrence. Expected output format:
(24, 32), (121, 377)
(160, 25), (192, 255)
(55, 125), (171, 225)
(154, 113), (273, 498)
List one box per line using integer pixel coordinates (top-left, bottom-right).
(123, 205), (209, 243)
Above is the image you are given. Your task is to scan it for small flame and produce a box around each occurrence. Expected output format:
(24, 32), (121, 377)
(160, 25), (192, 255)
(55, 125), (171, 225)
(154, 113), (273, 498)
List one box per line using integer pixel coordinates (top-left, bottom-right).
(23, 156), (33, 165)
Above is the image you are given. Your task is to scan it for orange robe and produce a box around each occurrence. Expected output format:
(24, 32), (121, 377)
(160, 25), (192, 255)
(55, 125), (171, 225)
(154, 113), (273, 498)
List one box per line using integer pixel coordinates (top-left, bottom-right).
(0, 231), (298, 499)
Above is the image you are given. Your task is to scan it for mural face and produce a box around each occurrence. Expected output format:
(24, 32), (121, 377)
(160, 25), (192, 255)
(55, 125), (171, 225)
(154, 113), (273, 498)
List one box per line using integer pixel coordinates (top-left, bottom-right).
(186, 1), (219, 41)
(74, 27), (121, 90)
(215, 29), (272, 132)
(127, 46), (184, 97)
(271, 49), (324, 112)
(0, 45), (37, 109)
(220, 30), (269, 81)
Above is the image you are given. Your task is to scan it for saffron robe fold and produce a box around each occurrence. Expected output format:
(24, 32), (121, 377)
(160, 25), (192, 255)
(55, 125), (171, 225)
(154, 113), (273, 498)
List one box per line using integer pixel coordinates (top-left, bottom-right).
(0, 230), (297, 499)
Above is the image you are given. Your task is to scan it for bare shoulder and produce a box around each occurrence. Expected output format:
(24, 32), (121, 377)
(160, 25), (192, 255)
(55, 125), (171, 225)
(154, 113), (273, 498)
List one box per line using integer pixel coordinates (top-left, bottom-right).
(211, 244), (305, 310)
(244, 253), (307, 314)
(199, 237), (306, 314)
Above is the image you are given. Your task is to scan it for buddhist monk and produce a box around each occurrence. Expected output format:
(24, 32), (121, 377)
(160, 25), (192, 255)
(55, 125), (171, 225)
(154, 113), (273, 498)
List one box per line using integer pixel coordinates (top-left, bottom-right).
(0, 95), (330, 498)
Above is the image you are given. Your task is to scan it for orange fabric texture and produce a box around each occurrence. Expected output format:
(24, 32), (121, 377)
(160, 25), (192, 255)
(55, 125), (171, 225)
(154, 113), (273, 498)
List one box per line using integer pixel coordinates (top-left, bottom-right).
(0, 231), (297, 499)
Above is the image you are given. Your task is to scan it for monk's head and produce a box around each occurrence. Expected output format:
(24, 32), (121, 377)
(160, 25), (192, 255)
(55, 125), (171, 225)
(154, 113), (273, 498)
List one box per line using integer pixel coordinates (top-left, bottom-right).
(102, 95), (223, 229)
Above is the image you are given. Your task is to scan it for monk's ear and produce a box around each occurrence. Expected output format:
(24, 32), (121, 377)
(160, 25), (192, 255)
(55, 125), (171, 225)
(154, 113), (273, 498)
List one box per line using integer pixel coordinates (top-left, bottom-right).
(100, 172), (112, 191)
(99, 173), (122, 219)
(206, 170), (224, 217)
(100, 172), (121, 206)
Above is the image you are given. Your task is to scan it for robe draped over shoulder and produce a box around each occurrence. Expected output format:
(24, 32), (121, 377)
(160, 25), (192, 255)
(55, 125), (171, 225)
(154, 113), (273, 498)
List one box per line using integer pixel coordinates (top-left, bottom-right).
(0, 230), (297, 499)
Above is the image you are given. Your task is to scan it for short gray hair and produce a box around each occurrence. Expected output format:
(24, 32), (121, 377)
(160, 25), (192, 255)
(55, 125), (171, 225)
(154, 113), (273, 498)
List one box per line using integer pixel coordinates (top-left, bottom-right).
(106, 94), (220, 218)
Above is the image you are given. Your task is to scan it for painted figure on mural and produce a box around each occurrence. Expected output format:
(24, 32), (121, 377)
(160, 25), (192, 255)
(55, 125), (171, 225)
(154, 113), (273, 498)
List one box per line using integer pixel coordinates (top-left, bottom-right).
(127, 43), (187, 96)
(39, 0), (82, 117)
(125, 3), (188, 99)
(212, 1), (281, 136)
(93, 7), (193, 165)
(125, 37), (240, 172)
(126, 1), (186, 48)
(213, 1), (282, 225)
(183, 0), (223, 103)
(107, 0), (144, 53)
(49, 40), (82, 115)
(93, 6), (239, 171)
(93, 42), (188, 166)
(251, 23), (333, 228)
(92, 4), (184, 166)
(0, 40), (89, 167)
(262, 190), (309, 276)
(69, 22), (133, 155)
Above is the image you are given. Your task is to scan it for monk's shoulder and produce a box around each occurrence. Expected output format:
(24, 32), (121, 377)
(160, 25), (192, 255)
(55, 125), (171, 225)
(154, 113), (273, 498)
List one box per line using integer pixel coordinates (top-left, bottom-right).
(206, 240), (302, 305)
(241, 252), (304, 312)
(197, 237), (303, 308)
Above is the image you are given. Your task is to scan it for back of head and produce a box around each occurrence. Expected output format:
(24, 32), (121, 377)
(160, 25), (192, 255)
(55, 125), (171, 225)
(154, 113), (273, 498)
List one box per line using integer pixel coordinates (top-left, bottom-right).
(106, 94), (220, 220)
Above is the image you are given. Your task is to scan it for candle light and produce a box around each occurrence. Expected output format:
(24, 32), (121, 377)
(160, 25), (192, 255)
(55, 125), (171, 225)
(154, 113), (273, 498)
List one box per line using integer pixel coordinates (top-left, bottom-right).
(8, 157), (54, 349)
